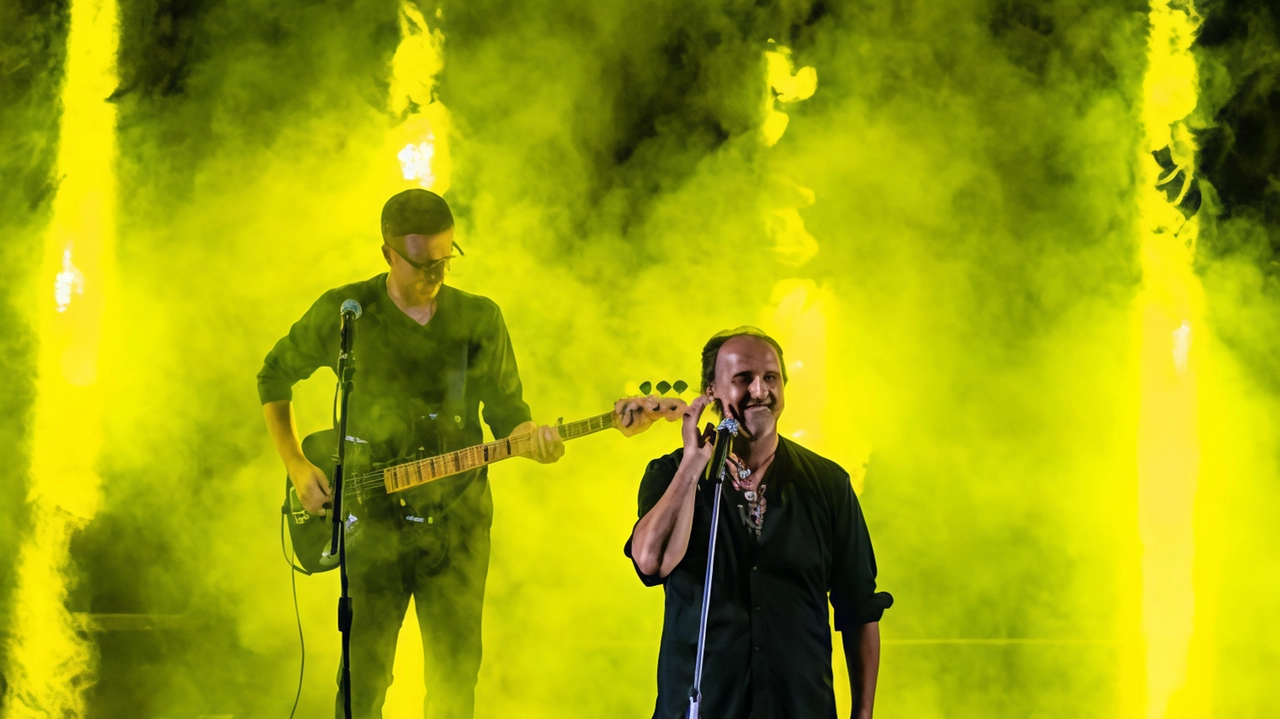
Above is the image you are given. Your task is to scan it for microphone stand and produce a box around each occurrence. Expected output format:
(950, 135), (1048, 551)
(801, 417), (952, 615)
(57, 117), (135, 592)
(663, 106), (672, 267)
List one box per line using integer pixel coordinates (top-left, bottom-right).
(331, 310), (357, 719)
(687, 416), (740, 719)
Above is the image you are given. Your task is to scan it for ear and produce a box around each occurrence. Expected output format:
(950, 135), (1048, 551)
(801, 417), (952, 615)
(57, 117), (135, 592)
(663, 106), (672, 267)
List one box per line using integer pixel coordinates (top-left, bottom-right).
(704, 385), (722, 416)
(381, 244), (393, 265)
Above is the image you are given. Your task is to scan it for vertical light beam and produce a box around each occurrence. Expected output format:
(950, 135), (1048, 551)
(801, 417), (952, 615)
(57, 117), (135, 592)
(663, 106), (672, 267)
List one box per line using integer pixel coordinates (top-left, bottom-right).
(762, 46), (827, 459)
(384, 2), (448, 714)
(1133, 2), (1207, 717)
(389, 1), (451, 196)
(4, 0), (118, 715)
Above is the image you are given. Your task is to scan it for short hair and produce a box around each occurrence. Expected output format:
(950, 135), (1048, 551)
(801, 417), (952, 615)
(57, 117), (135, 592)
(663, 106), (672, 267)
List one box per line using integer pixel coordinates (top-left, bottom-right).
(381, 189), (454, 239)
(699, 326), (789, 395)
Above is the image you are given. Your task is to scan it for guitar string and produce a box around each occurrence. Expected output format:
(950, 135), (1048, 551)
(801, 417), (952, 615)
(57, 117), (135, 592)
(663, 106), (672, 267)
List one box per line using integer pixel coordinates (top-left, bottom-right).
(339, 414), (614, 496)
(317, 413), (624, 515)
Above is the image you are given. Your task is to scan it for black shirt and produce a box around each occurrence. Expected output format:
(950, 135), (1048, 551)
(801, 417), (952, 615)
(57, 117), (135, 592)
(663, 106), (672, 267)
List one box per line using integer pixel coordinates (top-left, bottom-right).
(257, 275), (532, 516)
(625, 438), (891, 719)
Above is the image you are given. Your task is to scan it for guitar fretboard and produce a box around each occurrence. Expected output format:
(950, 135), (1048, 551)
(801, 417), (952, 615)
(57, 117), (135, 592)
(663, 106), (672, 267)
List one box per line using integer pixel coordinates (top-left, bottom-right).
(383, 412), (616, 493)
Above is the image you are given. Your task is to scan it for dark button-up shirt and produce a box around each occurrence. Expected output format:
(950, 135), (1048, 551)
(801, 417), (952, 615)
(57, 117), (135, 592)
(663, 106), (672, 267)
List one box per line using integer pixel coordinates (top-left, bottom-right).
(257, 275), (532, 516)
(625, 438), (891, 719)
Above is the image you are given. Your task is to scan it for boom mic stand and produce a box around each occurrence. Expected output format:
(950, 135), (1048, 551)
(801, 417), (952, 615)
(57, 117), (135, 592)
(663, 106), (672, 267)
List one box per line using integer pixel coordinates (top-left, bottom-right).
(687, 416), (740, 719)
(331, 300), (360, 719)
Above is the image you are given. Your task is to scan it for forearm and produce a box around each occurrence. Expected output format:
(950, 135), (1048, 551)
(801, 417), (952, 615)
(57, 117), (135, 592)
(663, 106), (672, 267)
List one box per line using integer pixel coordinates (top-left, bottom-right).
(843, 622), (880, 719)
(630, 462), (702, 577)
(263, 400), (306, 466)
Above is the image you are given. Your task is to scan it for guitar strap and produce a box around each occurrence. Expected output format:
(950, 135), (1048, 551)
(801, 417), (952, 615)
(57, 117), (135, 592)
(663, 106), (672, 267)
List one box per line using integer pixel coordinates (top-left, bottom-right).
(405, 323), (473, 523)
(440, 326), (473, 498)
(443, 326), (469, 432)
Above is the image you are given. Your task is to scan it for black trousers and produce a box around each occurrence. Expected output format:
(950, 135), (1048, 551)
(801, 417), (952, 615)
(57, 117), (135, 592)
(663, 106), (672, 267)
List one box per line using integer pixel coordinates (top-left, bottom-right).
(335, 479), (492, 719)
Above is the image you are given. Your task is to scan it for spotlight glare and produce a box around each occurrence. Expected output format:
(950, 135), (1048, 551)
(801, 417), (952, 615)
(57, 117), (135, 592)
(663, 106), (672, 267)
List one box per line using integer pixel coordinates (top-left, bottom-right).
(53, 246), (85, 313)
(398, 138), (437, 187)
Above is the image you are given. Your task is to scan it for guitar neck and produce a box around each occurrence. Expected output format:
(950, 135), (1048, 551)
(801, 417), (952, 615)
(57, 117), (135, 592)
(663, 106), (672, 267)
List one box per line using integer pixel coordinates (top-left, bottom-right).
(383, 411), (617, 493)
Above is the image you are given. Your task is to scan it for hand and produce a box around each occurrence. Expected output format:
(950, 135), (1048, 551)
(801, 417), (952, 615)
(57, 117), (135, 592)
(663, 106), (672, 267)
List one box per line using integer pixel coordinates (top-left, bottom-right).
(613, 395), (688, 438)
(679, 395), (716, 471)
(526, 423), (565, 464)
(288, 457), (332, 516)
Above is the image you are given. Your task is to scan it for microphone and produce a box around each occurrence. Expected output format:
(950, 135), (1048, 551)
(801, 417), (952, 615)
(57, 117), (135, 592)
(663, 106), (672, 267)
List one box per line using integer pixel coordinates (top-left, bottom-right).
(338, 299), (361, 361)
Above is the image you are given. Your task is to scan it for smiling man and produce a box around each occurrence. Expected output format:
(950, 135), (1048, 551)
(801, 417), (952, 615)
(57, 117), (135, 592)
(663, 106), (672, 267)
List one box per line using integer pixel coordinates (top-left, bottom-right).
(259, 189), (564, 718)
(621, 326), (893, 719)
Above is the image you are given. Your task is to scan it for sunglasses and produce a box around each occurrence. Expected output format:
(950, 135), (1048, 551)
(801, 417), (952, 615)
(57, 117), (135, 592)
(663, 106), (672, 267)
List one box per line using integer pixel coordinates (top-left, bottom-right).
(392, 240), (466, 276)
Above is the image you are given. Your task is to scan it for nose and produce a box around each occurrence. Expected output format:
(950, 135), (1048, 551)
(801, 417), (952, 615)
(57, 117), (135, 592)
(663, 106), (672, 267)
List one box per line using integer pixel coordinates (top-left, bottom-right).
(749, 376), (769, 401)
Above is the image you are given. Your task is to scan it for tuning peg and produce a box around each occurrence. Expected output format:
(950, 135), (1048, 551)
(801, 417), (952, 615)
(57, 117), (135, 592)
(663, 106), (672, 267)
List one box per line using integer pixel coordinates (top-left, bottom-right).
(673, 380), (688, 394)
(656, 380), (672, 395)
(639, 381), (653, 395)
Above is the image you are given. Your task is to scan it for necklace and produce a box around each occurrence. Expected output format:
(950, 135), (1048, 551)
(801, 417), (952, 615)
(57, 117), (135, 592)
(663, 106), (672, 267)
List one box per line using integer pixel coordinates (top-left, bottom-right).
(726, 450), (775, 537)
(726, 448), (776, 485)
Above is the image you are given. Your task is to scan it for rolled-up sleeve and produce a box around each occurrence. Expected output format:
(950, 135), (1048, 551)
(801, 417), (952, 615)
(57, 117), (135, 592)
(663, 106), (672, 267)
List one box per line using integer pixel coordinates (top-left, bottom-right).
(623, 453), (681, 587)
(828, 475), (893, 629)
(257, 293), (338, 404)
(475, 303), (533, 439)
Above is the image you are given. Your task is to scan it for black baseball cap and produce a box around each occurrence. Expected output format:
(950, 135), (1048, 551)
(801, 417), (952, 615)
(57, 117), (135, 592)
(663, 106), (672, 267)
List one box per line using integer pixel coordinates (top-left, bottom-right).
(381, 189), (454, 242)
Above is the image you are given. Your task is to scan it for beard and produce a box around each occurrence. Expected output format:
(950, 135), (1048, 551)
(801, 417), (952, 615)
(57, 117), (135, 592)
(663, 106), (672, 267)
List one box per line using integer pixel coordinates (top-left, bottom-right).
(738, 401), (778, 440)
(409, 276), (443, 296)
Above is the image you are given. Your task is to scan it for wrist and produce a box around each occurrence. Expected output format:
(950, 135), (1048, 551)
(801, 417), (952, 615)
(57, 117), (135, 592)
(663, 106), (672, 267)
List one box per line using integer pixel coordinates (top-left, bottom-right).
(675, 457), (707, 484)
(509, 420), (536, 437)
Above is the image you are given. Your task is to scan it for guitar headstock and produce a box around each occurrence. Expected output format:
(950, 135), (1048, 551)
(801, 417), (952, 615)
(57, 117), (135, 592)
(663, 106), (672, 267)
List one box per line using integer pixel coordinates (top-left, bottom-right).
(614, 379), (692, 436)
(638, 380), (689, 397)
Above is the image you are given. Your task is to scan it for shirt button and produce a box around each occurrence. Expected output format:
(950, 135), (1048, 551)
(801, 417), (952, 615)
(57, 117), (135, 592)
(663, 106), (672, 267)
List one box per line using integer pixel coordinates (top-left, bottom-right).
(755, 605), (762, 612)
(754, 645), (761, 652)
(751, 565), (758, 571)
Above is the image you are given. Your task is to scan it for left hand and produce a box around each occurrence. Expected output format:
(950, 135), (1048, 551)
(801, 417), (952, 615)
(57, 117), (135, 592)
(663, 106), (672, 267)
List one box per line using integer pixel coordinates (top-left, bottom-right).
(514, 421), (565, 464)
(613, 395), (688, 437)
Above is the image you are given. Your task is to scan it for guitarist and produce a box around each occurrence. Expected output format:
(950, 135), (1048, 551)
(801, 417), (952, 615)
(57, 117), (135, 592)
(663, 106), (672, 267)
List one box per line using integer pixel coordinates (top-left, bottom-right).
(258, 189), (565, 719)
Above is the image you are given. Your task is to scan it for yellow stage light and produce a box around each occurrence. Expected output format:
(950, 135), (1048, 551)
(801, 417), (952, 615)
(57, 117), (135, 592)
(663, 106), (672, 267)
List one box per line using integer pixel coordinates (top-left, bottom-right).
(6, 0), (119, 715)
(1131, 2), (1209, 717)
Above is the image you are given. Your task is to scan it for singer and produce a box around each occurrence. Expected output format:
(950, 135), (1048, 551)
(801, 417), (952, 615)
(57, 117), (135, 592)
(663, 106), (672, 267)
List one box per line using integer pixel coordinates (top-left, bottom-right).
(257, 189), (565, 718)
(623, 327), (893, 719)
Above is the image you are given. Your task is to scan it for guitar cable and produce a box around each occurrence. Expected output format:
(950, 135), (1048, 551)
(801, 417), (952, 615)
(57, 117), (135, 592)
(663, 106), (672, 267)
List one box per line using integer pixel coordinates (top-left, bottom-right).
(275, 378), (345, 717)
(280, 514), (307, 719)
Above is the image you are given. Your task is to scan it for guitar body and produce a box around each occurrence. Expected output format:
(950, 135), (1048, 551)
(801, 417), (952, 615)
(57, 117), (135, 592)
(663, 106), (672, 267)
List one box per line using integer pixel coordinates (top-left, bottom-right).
(280, 400), (676, 575)
(283, 430), (373, 574)
(284, 426), (460, 575)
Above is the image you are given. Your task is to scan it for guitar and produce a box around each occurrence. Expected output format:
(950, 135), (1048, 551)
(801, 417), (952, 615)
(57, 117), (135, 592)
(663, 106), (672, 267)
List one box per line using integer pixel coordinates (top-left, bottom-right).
(282, 399), (686, 574)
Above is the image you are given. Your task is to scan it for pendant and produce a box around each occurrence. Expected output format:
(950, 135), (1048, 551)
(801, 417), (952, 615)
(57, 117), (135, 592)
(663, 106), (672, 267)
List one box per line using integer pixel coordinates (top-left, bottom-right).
(737, 466), (752, 481)
(744, 490), (757, 502)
